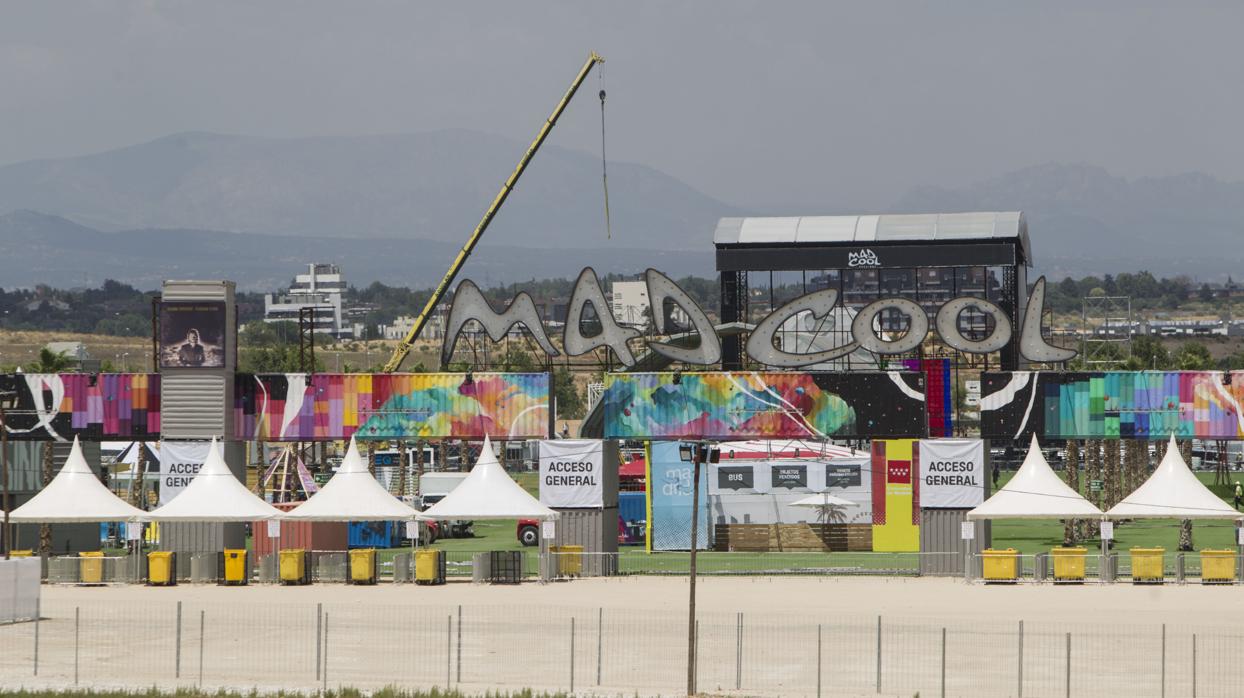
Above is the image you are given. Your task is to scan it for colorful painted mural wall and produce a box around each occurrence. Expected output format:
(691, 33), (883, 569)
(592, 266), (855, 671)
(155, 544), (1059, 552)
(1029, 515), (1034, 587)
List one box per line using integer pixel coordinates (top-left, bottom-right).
(0, 373), (160, 441)
(603, 372), (928, 440)
(902, 359), (953, 437)
(870, 439), (920, 552)
(234, 373), (550, 440)
(981, 371), (1244, 441)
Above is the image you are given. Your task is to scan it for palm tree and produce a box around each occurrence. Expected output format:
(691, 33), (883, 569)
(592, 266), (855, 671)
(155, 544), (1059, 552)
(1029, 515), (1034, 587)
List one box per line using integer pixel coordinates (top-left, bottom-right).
(1063, 441), (1080, 546)
(1178, 439), (1194, 552)
(27, 348), (73, 373)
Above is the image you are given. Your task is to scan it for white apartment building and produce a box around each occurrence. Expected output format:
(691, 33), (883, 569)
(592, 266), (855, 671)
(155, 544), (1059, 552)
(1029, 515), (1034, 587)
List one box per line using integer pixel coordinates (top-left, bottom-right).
(264, 263), (354, 338)
(610, 280), (687, 330)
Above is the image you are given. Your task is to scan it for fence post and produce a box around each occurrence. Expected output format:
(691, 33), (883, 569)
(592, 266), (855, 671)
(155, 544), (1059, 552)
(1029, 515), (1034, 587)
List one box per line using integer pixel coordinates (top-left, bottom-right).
(1018, 620), (1023, 698)
(32, 597), (39, 676)
(446, 614), (452, 688)
(876, 615), (882, 693)
(1192, 633), (1197, 698)
(941, 627), (946, 698)
(175, 601), (182, 679)
(736, 612), (743, 690)
(1064, 632), (1070, 698)
(198, 609), (204, 687)
(456, 604), (463, 684)
(596, 607), (603, 686)
(1161, 624), (1166, 698)
(816, 624), (822, 698)
(322, 613), (329, 692)
(694, 619), (700, 694)
(315, 602), (322, 681)
(570, 616), (576, 693)
(74, 604), (79, 686)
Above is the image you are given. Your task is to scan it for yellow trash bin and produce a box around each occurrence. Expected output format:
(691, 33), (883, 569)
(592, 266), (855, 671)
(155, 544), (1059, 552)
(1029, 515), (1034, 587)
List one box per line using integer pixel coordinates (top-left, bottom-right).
(981, 548), (1019, 583)
(348, 548), (377, 585)
(10, 549), (33, 558)
(279, 549), (310, 585)
(551, 544), (584, 577)
(415, 549), (445, 585)
(222, 549), (248, 586)
(1200, 549), (1236, 584)
(1051, 547), (1087, 583)
(1131, 548), (1166, 584)
(147, 551), (176, 586)
(79, 551), (105, 584)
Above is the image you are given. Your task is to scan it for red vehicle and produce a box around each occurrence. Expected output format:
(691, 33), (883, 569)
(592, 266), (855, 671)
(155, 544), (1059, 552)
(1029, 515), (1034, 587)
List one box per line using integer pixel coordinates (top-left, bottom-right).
(517, 519), (540, 546)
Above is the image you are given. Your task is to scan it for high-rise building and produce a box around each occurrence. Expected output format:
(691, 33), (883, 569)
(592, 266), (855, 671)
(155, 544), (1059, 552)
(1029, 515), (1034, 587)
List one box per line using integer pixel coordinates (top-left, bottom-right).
(263, 263), (354, 338)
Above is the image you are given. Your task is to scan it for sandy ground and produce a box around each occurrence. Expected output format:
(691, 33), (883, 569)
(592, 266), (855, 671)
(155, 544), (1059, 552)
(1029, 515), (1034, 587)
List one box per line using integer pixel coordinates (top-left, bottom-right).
(4, 577), (1244, 697)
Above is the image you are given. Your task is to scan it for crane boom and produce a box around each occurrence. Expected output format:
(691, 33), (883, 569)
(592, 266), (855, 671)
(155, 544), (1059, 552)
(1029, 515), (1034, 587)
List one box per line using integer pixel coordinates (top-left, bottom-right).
(382, 51), (605, 373)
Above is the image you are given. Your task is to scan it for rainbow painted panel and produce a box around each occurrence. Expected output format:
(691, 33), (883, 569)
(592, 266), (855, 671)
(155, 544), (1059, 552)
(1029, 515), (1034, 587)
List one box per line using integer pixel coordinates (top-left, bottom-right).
(603, 371), (927, 440)
(0, 373), (160, 441)
(981, 371), (1244, 440)
(234, 372), (550, 440)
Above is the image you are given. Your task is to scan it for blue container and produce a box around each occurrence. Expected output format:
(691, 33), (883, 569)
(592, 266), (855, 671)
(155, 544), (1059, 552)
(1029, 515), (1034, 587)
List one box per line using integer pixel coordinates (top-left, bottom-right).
(348, 521), (402, 548)
(618, 492), (646, 544)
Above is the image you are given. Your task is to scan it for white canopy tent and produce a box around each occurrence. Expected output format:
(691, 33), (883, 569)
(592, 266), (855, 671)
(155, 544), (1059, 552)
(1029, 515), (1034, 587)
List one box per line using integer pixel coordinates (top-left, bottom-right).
(1107, 435), (1241, 520)
(790, 493), (856, 509)
(146, 438), (283, 522)
(9, 436), (148, 523)
(418, 436), (559, 522)
(967, 435), (1103, 520)
(284, 437), (418, 521)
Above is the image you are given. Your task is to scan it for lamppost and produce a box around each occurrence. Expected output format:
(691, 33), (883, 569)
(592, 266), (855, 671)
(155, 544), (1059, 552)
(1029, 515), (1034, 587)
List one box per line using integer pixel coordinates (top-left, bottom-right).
(1, 389), (19, 559)
(680, 440), (718, 696)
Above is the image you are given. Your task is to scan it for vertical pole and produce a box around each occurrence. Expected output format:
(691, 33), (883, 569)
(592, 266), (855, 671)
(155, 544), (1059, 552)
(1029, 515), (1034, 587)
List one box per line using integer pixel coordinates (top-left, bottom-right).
(315, 603), (322, 681)
(1064, 632), (1070, 698)
(175, 601), (182, 678)
(816, 624), (822, 698)
(570, 616), (576, 693)
(456, 604), (463, 684)
(694, 619), (700, 692)
(1192, 633), (1197, 698)
(198, 610), (204, 687)
(1018, 620), (1024, 698)
(322, 613), (329, 693)
(1161, 624), (1166, 698)
(73, 607), (79, 681)
(596, 607), (603, 686)
(33, 597), (39, 676)
(941, 627), (946, 698)
(736, 612), (743, 690)
(686, 446), (702, 697)
(2, 406), (10, 559)
(876, 615), (882, 693)
(445, 615), (451, 688)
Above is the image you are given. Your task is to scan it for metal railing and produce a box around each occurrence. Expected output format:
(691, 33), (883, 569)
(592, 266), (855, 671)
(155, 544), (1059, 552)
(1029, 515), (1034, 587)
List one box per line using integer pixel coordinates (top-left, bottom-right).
(0, 598), (1240, 697)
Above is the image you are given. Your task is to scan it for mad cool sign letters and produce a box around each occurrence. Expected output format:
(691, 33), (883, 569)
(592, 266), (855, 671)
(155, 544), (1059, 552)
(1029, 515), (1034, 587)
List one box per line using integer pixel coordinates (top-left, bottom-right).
(443, 268), (1075, 367)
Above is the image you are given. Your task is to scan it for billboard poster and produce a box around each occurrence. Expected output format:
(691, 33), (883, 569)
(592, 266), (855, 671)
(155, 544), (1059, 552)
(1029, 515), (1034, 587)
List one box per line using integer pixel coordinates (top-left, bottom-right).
(159, 301), (226, 368)
(648, 442), (710, 551)
(158, 440), (210, 504)
(918, 439), (985, 508)
(538, 439), (604, 508)
(871, 439), (920, 552)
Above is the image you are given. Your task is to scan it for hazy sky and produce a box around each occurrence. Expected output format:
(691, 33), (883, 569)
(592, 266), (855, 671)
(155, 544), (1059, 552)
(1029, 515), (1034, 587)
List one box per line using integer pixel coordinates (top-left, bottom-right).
(3, 2), (1243, 209)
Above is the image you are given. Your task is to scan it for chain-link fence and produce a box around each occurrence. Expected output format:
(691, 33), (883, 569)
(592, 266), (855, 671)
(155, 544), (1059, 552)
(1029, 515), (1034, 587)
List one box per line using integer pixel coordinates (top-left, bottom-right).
(2, 598), (1244, 697)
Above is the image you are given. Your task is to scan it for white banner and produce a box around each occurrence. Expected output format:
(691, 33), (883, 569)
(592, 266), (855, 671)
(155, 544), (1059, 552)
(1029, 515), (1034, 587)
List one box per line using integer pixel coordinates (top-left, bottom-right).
(708, 459), (868, 495)
(159, 441), (211, 505)
(918, 439), (985, 508)
(539, 440), (603, 509)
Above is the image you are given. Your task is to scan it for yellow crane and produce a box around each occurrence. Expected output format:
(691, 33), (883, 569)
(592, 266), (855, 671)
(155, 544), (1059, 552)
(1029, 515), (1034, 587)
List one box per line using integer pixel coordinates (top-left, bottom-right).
(382, 51), (606, 373)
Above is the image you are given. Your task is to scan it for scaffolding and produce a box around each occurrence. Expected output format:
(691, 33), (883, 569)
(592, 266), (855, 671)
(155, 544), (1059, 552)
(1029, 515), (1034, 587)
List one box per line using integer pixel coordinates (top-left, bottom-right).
(1080, 295), (1132, 367)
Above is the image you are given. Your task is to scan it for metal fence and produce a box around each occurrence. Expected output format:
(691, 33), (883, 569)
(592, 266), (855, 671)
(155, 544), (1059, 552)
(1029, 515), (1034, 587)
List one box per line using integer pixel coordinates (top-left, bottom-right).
(2, 598), (1243, 697)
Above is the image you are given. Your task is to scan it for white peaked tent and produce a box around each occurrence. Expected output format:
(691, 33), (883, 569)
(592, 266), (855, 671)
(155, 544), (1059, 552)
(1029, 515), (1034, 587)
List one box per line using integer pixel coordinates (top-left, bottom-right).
(791, 493), (856, 509)
(9, 436), (147, 522)
(418, 436), (559, 521)
(967, 435), (1103, 520)
(147, 438), (283, 522)
(284, 437), (418, 521)
(1107, 435), (1241, 519)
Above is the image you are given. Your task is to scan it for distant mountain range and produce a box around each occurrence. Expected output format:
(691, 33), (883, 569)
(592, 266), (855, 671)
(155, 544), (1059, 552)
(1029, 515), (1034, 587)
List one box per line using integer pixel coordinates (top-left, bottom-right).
(0, 131), (1241, 288)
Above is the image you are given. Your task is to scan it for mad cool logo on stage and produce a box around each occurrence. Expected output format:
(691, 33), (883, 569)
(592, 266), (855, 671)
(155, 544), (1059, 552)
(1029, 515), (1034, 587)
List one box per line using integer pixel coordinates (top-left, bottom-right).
(442, 268), (1076, 367)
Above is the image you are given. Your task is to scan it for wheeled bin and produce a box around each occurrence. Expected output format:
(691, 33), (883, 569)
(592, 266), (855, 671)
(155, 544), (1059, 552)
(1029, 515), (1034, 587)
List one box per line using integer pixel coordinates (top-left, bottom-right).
(348, 548), (377, 585)
(1131, 548), (1165, 584)
(79, 551), (105, 584)
(415, 549), (446, 585)
(1051, 547), (1086, 583)
(222, 549), (248, 585)
(1200, 549), (1236, 584)
(279, 549), (311, 585)
(550, 545), (584, 577)
(981, 548), (1019, 583)
(148, 551), (177, 586)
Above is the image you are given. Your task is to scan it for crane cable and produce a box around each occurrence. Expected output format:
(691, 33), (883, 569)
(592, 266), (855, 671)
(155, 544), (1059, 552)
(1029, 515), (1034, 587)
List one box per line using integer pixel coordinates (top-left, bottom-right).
(598, 65), (612, 239)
